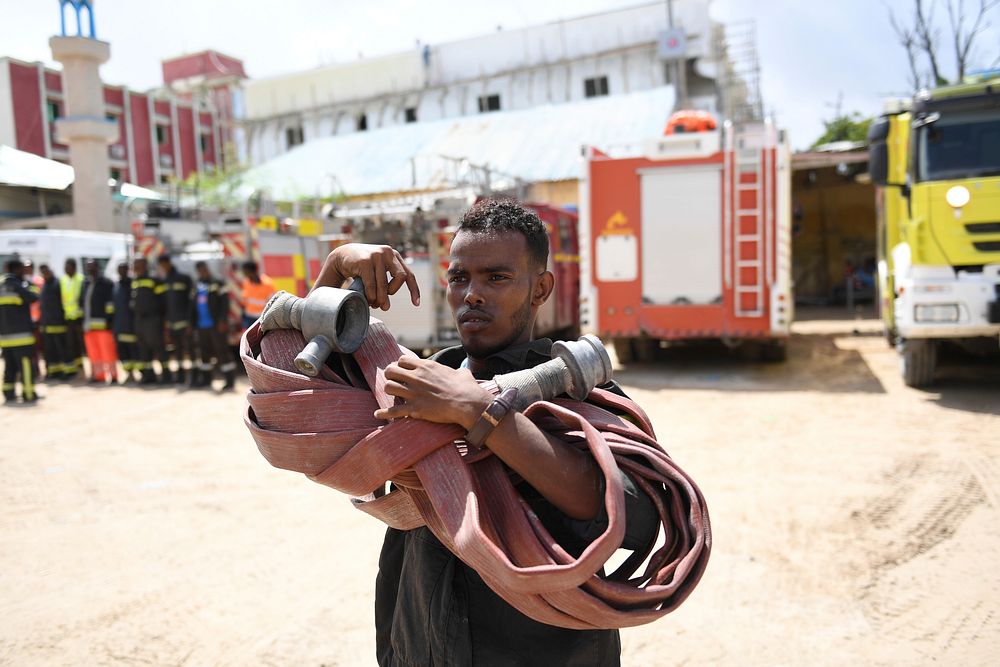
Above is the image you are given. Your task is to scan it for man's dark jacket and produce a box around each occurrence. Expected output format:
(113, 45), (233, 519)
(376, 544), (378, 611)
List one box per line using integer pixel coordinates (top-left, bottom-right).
(113, 278), (134, 336)
(82, 275), (115, 330)
(163, 268), (194, 326)
(375, 338), (657, 667)
(39, 277), (65, 327)
(0, 272), (37, 341)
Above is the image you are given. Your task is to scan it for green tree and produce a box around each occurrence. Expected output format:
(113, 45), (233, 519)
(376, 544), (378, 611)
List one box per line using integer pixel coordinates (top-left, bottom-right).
(811, 113), (874, 149)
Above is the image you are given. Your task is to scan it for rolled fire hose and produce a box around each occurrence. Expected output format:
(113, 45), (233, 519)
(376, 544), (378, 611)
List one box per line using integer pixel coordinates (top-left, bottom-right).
(242, 307), (711, 629)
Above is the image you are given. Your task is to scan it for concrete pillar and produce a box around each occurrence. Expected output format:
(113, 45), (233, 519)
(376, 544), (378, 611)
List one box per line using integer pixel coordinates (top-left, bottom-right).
(49, 36), (119, 233)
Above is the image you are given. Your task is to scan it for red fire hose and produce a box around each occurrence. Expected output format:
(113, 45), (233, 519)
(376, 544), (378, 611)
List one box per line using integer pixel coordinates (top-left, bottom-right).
(242, 319), (711, 629)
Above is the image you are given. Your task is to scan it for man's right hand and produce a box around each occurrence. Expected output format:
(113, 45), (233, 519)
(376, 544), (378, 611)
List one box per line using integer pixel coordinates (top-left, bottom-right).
(313, 244), (421, 311)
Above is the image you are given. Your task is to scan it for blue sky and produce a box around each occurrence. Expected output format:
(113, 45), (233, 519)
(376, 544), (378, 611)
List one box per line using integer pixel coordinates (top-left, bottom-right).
(1, 0), (998, 150)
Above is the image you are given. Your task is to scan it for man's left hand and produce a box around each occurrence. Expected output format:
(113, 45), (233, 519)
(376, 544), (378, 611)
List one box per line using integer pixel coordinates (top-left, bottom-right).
(374, 357), (492, 430)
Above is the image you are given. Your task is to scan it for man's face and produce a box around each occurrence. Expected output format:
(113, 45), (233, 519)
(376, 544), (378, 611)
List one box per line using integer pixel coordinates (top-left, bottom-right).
(117, 263), (128, 280)
(85, 261), (98, 277)
(134, 259), (147, 276)
(41, 267), (53, 281)
(196, 265), (210, 281)
(157, 261), (170, 278)
(446, 230), (549, 359)
(65, 260), (76, 276)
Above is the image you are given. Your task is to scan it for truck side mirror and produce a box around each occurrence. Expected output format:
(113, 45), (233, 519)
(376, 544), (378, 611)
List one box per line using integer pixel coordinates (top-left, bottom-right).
(867, 117), (890, 187)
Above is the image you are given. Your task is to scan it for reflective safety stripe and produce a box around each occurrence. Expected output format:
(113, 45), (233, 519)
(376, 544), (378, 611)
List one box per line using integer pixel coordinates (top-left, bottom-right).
(21, 356), (34, 400)
(220, 362), (237, 372)
(208, 284), (219, 292)
(84, 319), (107, 331)
(135, 279), (156, 289)
(117, 333), (138, 343)
(198, 362), (214, 371)
(0, 295), (24, 305)
(105, 304), (115, 314)
(43, 325), (68, 334)
(0, 334), (35, 347)
(169, 320), (190, 330)
(2, 383), (14, 391)
(154, 285), (167, 295)
(171, 282), (187, 290)
(47, 363), (65, 373)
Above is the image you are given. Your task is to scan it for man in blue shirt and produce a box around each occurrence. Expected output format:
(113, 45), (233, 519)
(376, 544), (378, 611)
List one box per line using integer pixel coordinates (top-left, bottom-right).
(191, 261), (237, 390)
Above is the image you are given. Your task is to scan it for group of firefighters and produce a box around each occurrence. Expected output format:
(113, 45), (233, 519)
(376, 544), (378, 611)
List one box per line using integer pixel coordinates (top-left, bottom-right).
(0, 254), (278, 405)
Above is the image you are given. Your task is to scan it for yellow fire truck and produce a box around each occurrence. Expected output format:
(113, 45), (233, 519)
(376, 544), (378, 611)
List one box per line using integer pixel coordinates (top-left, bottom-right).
(868, 72), (1000, 386)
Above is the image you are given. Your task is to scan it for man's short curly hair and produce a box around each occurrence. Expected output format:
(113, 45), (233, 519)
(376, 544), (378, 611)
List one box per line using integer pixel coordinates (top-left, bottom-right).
(457, 198), (548, 270)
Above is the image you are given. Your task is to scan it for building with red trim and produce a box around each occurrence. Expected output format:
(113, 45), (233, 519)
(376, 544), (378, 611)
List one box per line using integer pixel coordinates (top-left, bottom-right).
(0, 50), (244, 187)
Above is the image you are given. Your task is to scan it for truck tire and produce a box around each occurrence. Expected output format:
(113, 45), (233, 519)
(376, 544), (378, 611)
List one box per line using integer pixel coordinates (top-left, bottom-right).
(900, 338), (936, 388)
(613, 338), (634, 364)
(634, 338), (658, 363)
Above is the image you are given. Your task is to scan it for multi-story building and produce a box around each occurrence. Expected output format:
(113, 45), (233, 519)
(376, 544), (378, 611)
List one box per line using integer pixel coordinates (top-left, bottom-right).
(241, 0), (722, 165)
(0, 50), (244, 187)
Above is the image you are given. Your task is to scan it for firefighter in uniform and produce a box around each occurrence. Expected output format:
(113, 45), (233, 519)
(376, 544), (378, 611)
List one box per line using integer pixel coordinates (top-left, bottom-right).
(81, 259), (118, 384)
(157, 254), (194, 385)
(1, 259), (39, 404)
(39, 264), (72, 380)
(131, 257), (167, 384)
(112, 262), (139, 382)
(191, 261), (237, 390)
(59, 258), (85, 377)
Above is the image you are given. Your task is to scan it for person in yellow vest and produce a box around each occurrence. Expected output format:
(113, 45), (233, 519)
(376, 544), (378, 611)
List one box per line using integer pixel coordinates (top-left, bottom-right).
(59, 258), (85, 378)
(240, 261), (276, 329)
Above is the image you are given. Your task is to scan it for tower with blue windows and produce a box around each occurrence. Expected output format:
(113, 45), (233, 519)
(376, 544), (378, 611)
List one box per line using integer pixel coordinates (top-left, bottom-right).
(59, 0), (97, 39)
(50, 0), (119, 233)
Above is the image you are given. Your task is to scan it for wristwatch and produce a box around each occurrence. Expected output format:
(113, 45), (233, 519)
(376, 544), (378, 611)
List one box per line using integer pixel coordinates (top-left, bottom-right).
(465, 388), (519, 450)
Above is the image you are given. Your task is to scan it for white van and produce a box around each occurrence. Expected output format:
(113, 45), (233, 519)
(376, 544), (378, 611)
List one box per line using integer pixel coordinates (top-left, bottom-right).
(0, 230), (132, 279)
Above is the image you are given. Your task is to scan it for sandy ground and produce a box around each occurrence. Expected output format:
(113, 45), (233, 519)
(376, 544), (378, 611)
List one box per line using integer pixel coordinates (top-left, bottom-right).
(2, 314), (1000, 666)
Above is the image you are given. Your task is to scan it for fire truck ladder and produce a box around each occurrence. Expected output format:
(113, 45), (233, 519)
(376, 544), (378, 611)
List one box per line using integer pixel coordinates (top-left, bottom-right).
(732, 130), (768, 318)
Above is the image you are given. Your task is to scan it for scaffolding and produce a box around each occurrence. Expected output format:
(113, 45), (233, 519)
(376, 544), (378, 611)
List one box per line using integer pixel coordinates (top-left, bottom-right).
(714, 20), (764, 124)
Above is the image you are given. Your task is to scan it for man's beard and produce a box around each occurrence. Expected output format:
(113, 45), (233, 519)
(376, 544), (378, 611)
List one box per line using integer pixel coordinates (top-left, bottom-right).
(463, 293), (533, 359)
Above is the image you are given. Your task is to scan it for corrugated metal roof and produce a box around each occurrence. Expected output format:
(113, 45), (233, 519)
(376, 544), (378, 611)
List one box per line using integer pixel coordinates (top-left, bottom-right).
(242, 86), (676, 200)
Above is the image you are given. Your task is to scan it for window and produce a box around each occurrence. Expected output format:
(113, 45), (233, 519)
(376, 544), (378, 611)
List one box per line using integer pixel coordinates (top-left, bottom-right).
(477, 94), (501, 113)
(404, 107), (417, 123)
(109, 168), (121, 182)
(584, 76), (609, 98)
(200, 134), (209, 152)
(356, 114), (368, 131)
(46, 101), (61, 122)
(155, 125), (168, 146)
(285, 125), (304, 149)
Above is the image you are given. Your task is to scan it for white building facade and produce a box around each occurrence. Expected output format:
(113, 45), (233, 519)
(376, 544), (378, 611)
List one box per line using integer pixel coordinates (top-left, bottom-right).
(241, 1), (722, 165)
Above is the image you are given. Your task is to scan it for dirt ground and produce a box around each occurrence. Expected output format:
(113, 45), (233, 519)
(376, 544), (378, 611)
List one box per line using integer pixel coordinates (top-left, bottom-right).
(2, 312), (999, 666)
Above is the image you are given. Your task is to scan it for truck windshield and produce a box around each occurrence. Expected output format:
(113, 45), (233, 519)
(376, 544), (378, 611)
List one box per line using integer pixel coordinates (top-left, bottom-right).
(916, 110), (1000, 181)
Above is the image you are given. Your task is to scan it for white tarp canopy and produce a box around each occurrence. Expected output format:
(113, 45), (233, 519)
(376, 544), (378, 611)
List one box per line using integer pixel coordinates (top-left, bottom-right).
(0, 144), (74, 190)
(240, 86), (676, 200)
(0, 144), (164, 200)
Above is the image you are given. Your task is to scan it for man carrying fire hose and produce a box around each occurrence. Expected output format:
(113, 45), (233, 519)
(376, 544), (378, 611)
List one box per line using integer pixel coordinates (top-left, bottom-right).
(310, 199), (660, 666)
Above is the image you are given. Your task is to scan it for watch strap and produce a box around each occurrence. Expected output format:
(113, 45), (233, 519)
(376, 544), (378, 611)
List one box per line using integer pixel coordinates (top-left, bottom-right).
(465, 388), (519, 450)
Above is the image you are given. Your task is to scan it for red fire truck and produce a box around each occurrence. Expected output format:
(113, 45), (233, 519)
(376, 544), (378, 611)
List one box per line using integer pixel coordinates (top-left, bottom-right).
(580, 120), (792, 362)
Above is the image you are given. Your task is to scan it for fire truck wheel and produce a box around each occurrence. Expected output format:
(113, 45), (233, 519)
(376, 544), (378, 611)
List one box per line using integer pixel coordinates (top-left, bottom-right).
(634, 338), (658, 363)
(900, 338), (936, 388)
(612, 338), (635, 364)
